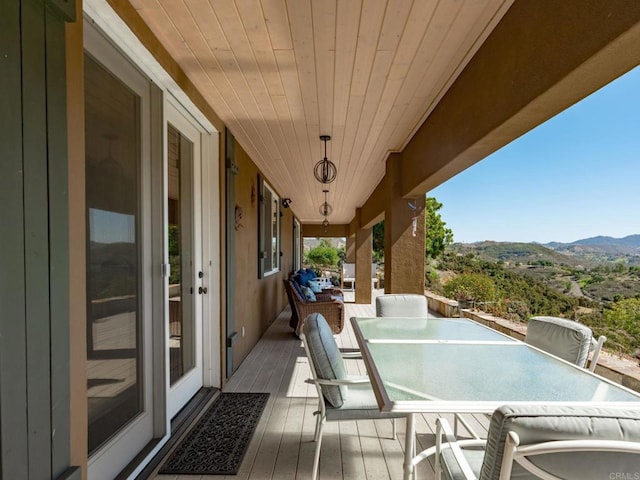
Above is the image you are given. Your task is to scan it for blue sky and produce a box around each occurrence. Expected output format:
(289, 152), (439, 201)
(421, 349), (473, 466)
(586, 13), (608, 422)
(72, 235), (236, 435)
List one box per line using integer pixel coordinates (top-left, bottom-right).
(430, 66), (640, 244)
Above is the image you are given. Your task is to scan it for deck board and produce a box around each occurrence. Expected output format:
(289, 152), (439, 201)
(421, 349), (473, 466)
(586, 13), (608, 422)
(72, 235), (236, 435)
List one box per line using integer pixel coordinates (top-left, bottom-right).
(152, 291), (487, 479)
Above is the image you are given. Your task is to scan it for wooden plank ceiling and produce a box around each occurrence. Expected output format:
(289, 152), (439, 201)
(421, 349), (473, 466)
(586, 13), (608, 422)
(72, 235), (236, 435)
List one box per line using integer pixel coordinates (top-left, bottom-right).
(130, 0), (513, 225)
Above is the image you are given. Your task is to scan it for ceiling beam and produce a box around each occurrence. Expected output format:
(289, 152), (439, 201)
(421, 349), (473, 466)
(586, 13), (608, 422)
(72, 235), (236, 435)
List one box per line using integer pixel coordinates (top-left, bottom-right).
(302, 223), (349, 238)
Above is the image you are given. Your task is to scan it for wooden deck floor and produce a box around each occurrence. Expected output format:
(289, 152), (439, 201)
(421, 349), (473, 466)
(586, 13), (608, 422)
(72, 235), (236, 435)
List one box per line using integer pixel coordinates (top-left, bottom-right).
(152, 293), (489, 480)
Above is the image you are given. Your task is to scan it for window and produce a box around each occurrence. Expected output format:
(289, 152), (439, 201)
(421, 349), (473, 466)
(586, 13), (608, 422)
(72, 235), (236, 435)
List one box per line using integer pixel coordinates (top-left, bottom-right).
(258, 176), (280, 277)
(293, 218), (301, 271)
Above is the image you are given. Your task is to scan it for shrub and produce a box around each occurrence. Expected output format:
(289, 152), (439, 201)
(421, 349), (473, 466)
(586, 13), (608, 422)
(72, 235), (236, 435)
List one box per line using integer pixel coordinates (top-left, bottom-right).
(444, 273), (497, 303)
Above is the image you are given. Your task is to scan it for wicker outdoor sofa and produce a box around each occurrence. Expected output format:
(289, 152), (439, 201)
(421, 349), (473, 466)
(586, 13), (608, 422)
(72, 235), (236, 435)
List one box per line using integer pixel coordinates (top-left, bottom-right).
(283, 279), (344, 334)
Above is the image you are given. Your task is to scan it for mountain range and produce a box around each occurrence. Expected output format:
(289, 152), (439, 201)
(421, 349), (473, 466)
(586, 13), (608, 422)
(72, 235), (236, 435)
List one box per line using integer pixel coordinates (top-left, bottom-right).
(450, 234), (640, 267)
(544, 235), (640, 264)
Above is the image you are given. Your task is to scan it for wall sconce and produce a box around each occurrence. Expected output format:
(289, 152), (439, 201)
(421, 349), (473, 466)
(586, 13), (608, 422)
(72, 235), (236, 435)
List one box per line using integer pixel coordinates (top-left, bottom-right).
(281, 198), (292, 208)
(322, 218), (330, 233)
(408, 200), (418, 237)
(313, 135), (337, 184)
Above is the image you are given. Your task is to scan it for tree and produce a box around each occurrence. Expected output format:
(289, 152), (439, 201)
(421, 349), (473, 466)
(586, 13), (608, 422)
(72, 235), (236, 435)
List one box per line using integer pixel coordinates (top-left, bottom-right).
(372, 221), (384, 263)
(369, 196), (453, 263)
(425, 196), (453, 259)
(305, 239), (339, 268)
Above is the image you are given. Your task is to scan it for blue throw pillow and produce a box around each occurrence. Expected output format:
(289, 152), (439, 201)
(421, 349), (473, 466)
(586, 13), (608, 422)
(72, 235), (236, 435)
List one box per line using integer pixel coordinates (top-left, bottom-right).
(303, 270), (314, 286)
(301, 285), (317, 302)
(291, 280), (305, 299)
(307, 280), (323, 293)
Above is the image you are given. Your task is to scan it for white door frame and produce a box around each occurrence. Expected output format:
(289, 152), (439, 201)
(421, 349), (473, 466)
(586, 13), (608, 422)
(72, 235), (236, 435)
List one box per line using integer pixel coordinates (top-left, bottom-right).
(164, 94), (220, 392)
(83, 2), (222, 478)
(84, 19), (155, 480)
(165, 98), (205, 419)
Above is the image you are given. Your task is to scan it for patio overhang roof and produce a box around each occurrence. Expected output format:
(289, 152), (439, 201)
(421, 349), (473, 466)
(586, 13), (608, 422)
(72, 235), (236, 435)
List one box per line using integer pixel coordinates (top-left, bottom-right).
(109, 0), (640, 229)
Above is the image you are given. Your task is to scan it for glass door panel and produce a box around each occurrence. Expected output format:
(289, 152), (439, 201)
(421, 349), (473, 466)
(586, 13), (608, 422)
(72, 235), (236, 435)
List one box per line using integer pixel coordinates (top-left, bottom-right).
(85, 54), (142, 454)
(168, 124), (196, 385)
(166, 102), (204, 419)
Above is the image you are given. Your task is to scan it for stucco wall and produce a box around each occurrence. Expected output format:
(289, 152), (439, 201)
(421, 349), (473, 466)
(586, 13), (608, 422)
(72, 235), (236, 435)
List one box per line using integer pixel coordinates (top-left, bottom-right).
(232, 142), (293, 369)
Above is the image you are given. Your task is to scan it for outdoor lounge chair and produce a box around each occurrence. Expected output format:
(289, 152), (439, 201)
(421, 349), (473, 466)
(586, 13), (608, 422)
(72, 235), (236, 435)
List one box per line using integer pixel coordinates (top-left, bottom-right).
(526, 316), (606, 372)
(300, 313), (405, 480)
(376, 294), (429, 317)
(284, 280), (344, 335)
(341, 262), (379, 290)
(427, 404), (640, 480)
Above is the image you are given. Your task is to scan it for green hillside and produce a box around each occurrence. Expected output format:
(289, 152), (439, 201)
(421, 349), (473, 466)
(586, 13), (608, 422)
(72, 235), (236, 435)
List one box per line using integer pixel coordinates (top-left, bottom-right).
(430, 251), (640, 357)
(448, 241), (590, 267)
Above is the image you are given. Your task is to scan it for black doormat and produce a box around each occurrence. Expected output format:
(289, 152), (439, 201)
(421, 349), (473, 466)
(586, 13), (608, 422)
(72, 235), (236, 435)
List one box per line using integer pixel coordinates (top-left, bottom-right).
(159, 392), (269, 475)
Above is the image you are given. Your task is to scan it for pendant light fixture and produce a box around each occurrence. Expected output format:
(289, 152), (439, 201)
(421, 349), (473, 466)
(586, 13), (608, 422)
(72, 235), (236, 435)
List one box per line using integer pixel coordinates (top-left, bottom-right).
(318, 189), (333, 217)
(314, 135), (337, 184)
(319, 189), (331, 232)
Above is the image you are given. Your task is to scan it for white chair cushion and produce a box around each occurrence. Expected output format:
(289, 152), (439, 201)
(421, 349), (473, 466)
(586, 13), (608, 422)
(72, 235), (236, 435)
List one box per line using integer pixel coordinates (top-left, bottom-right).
(303, 313), (347, 407)
(441, 447), (485, 480)
(325, 383), (404, 421)
(526, 316), (592, 367)
(480, 405), (640, 480)
(376, 294), (429, 317)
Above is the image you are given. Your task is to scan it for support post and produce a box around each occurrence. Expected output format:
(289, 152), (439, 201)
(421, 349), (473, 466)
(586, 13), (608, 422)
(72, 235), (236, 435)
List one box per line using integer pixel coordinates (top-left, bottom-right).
(354, 213), (372, 304)
(384, 154), (425, 294)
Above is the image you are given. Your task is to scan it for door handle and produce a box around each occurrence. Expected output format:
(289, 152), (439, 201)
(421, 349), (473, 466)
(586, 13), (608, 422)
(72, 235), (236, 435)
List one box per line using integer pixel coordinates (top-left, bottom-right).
(198, 286), (208, 294)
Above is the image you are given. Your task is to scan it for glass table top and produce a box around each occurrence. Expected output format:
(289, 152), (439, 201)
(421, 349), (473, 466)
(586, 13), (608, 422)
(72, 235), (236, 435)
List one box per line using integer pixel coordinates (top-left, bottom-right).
(354, 317), (516, 343)
(351, 317), (640, 412)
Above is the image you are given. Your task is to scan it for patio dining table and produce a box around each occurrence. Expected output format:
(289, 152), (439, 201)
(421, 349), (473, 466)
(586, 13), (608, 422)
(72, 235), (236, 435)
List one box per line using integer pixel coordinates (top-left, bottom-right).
(351, 316), (640, 480)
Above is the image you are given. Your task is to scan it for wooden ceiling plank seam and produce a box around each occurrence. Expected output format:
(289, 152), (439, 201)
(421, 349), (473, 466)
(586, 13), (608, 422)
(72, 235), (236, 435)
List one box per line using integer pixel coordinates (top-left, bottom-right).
(261, 0), (294, 50)
(334, 0), (386, 208)
(287, 0), (321, 137)
(183, 0), (231, 48)
(384, 0), (472, 151)
(230, 2), (319, 187)
(356, 0), (440, 165)
(337, 0), (438, 186)
(261, 0), (309, 205)
(147, 0), (269, 156)
(152, 0), (249, 123)
(203, 0), (295, 174)
(335, 0), (418, 208)
(330, 0), (362, 208)
(205, 1), (280, 125)
(332, 0), (361, 128)
(347, 0), (387, 97)
(271, 95), (315, 209)
(376, 0), (415, 52)
(235, 0), (286, 97)
(397, 0), (515, 152)
(273, 49), (316, 209)
(169, 18), (278, 172)
(334, 0), (440, 212)
(312, 0), (336, 136)
(337, 50), (394, 208)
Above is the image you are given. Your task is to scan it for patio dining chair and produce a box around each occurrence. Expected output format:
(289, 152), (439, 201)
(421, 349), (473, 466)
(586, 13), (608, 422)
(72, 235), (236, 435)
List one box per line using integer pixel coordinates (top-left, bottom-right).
(375, 294), (430, 317)
(300, 313), (405, 480)
(425, 404), (640, 480)
(525, 316), (606, 372)
(455, 316), (608, 439)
